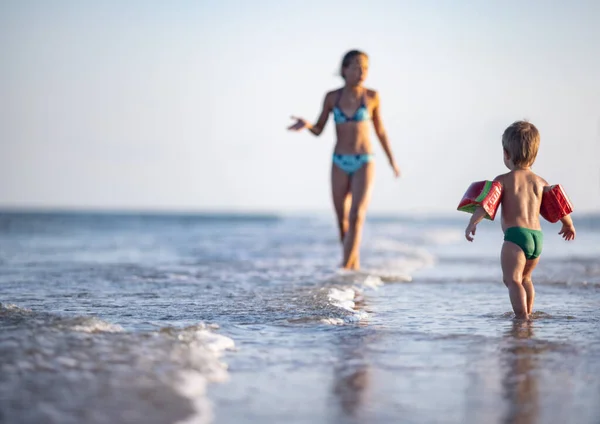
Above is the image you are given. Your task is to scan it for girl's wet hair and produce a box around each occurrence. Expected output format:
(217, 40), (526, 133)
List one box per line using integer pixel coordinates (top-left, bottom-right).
(340, 50), (368, 79)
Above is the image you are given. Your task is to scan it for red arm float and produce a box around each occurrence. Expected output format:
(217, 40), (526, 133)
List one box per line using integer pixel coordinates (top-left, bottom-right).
(457, 180), (503, 221)
(540, 185), (573, 223)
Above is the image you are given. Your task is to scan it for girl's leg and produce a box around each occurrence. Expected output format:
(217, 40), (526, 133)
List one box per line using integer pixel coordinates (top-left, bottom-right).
(331, 164), (351, 243)
(342, 161), (375, 270)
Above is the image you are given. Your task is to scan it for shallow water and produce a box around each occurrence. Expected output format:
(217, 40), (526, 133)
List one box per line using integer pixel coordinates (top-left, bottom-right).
(1, 212), (599, 423)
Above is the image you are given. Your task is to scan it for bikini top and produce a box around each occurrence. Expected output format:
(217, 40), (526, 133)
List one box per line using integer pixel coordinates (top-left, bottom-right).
(332, 89), (370, 124)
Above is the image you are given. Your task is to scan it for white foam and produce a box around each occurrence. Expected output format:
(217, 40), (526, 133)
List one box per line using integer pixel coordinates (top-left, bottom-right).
(324, 287), (370, 323)
(322, 235), (440, 325)
(361, 275), (384, 289)
(328, 287), (357, 312)
(190, 330), (236, 355)
(71, 318), (124, 333)
(175, 372), (212, 424)
(325, 276), (381, 324)
(319, 317), (345, 325)
(352, 269), (413, 283)
(0, 304), (235, 424)
(173, 328), (236, 424)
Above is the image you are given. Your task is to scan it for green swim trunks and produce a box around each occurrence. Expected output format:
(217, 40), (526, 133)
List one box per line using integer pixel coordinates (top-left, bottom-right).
(504, 227), (544, 260)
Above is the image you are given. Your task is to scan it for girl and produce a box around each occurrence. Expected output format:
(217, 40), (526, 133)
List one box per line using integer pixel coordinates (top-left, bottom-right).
(288, 50), (400, 270)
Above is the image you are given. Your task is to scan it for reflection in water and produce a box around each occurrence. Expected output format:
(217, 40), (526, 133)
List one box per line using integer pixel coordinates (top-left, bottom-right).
(501, 320), (542, 424)
(331, 322), (373, 421)
(334, 363), (370, 418)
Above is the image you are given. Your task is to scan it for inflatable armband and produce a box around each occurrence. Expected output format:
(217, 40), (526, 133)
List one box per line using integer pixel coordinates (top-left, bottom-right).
(457, 180), (503, 221)
(540, 184), (573, 223)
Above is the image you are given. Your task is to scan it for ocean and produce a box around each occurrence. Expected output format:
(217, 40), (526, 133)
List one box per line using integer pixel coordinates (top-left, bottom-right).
(1, 211), (599, 424)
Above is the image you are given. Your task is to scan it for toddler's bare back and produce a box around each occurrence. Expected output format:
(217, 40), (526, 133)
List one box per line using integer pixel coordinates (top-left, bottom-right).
(496, 170), (547, 231)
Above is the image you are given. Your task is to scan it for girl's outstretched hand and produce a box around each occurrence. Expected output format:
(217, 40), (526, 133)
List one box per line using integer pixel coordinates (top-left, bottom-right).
(287, 116), (311, 131)
(391, 161), (401, 178)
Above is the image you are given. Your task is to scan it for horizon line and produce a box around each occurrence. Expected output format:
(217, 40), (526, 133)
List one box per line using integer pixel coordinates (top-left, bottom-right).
(0, 205), (599, 220)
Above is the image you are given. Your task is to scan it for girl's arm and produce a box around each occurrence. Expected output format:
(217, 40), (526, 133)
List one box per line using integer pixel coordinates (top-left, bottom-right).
(372, 92), (400, 177)
(288, 92), (333, 136)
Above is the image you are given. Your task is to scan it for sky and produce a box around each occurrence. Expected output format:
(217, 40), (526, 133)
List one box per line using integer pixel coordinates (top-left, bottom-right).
(1, 0), (599, 214)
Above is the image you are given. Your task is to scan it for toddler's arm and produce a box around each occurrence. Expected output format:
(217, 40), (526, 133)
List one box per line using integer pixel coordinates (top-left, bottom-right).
(558, 214), (576, 241)
(465, 206), (487, 242)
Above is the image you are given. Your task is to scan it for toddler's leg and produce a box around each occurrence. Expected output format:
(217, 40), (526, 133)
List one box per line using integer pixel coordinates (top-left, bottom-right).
(522, 258), (540, 315)
(501, 241), (528, 319)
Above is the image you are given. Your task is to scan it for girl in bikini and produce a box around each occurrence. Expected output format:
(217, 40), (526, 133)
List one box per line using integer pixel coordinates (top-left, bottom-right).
(288, 50), (401, 270)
